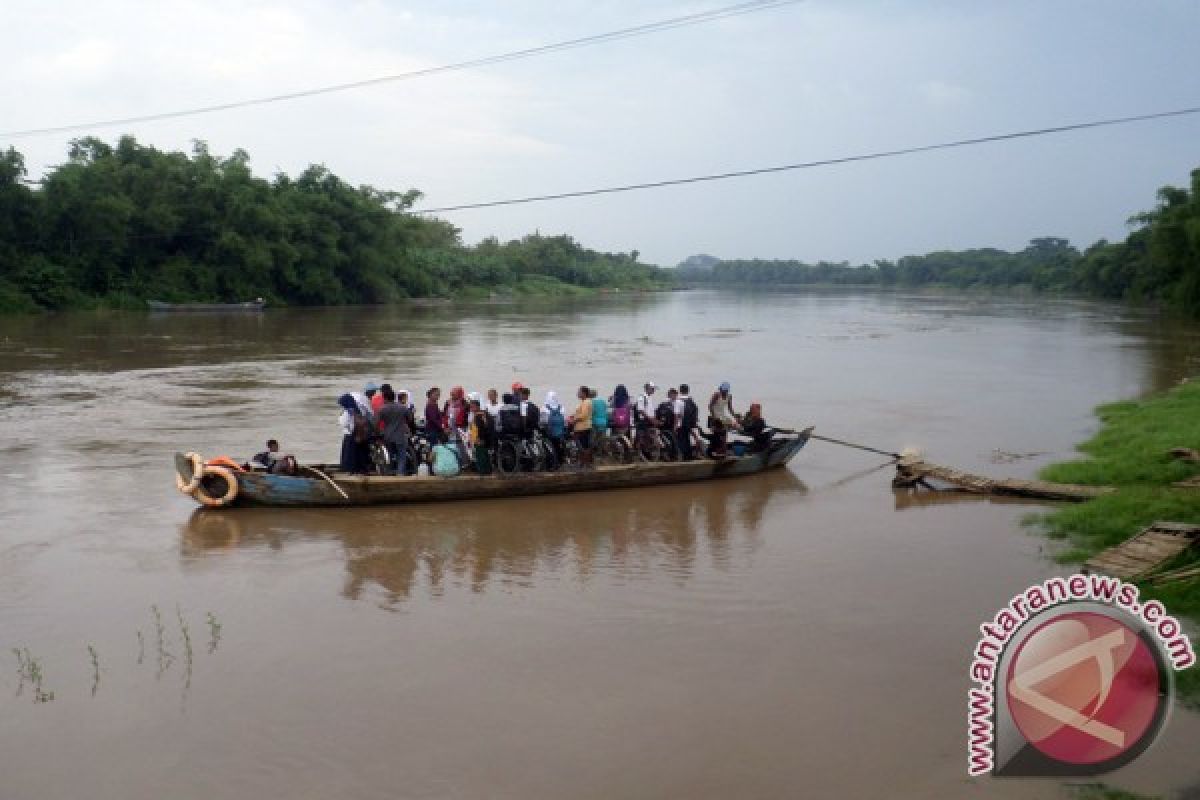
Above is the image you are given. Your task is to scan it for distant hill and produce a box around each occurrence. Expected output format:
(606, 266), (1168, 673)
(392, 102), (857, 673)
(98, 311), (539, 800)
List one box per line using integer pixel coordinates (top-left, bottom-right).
(676, 254), (720, 270)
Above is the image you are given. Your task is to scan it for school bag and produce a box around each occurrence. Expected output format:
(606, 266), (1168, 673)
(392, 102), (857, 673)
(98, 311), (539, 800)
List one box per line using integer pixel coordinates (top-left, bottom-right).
(498, 405), (524, 436)
(655, 401), (676, 429)
(547, 406), (566, 437)
(432, 444), (461, 477)
(611, 405), (631, 428)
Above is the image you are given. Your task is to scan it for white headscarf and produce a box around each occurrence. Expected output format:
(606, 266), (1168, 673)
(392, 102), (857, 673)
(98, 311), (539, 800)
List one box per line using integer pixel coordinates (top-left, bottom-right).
(544, 390), (562, 412)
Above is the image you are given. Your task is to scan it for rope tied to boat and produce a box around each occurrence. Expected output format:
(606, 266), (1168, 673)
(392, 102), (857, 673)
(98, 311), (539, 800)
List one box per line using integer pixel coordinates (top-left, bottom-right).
(777, 428), (902, 460)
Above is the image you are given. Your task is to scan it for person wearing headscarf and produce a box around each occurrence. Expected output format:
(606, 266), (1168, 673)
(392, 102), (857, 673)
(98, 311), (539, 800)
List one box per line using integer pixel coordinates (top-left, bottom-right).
(338, 393), (368, 473)
(445, 386), (468, 431)
(609, 384), (632, 434)
(542, 390), (567, 463)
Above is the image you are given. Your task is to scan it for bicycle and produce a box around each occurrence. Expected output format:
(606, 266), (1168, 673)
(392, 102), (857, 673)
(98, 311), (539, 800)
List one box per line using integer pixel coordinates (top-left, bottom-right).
(364, 436), (391, 476)
(656, 427), (680, 462)
(632, 424), (662, 462)
(495, 434), (547, 475)
(593, 428), (633, 465)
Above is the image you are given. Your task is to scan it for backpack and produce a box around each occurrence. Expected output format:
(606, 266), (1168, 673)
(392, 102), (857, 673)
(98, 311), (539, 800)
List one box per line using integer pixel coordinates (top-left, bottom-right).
(611, 405), (631, 428)
(547, 406), (566, 437)
(523, 402), (540, 432)
(352, 412), (370, 444)
(498, 405), (524, 436)
(432, 444), (461, 477)
(682, 397), (699, 430)
(655, 401), (676, 429)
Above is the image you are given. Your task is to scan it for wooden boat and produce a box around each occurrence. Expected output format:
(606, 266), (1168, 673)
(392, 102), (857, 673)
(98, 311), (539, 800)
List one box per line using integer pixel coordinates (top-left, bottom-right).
(174, 429), (811, 509)
(148, 299), (265, 312)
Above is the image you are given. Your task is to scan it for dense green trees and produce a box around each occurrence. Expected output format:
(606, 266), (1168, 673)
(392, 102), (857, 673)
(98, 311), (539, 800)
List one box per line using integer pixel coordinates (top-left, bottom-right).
(679, 167), (1200, 316)
(6, 137), (1200, 316)
(0, 137), (666, 312)
(677, 238), (1082, 291)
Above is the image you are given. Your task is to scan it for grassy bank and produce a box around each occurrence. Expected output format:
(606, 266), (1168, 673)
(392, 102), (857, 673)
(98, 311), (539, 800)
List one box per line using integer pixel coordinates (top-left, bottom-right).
(1031, 380), (1200, 702)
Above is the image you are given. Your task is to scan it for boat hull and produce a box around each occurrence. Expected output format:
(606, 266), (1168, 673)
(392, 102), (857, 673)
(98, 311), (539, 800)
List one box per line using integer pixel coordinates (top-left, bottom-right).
(181, 433), (809, 509)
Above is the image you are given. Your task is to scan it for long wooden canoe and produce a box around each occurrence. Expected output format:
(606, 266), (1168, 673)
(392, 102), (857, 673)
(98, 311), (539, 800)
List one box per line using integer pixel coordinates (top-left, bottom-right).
(175, 429), (810, 509)
(149, 300), (266, 312)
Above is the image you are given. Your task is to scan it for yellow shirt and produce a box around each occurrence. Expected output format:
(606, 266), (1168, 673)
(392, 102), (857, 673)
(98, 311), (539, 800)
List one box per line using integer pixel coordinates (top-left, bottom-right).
(574, 397), (593, 431)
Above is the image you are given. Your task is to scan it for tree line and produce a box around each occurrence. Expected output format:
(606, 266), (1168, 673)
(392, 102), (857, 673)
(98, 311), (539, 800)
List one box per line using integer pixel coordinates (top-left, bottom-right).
(0, 136), (667, 312)
(677, 165), (1200, 315)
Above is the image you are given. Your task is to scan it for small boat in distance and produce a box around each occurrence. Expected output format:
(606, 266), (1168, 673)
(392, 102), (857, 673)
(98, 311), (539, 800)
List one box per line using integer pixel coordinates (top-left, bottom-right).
(173, 429), (811, 509)
(148, 298), (266, 312)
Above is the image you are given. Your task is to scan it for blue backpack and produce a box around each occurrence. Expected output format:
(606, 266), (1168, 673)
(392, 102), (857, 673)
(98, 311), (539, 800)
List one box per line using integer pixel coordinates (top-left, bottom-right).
(547, 406), (566, 437)
(432, 444), (461, 477)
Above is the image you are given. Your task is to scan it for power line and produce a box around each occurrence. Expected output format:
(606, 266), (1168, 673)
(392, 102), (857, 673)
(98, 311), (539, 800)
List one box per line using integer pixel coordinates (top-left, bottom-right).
(0, 0), (802, 140)
(414, 105), (1200, 213)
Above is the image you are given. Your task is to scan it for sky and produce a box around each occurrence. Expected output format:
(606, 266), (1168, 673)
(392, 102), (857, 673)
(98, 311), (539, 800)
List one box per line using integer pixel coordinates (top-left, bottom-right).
(3, 0), (1198, 266)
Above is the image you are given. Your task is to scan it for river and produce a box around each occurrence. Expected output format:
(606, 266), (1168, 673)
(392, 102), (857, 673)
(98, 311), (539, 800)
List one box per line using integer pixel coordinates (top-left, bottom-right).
(1, 289), (1198, 799)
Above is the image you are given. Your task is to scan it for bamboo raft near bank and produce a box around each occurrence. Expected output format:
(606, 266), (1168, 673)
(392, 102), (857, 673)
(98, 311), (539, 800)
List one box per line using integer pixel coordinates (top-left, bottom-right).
(891, 457), (1115, 502)
(1083, 521), (1200, 581)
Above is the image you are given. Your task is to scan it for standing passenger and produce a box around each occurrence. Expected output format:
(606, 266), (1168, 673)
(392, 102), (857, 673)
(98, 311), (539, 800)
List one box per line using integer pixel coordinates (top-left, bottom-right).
(543, 390), (567, 463)
(678, 384), (699, 460)
(589, 388), (608, 434)
(485, 388), (502, 419)
(369, 382), (385, 417)
(574, 385), (594, 468)
(707, 381), (738, 457)
(610, 384), (632, 435)
(519, 387), (539, 439)
(338, 394), (369, 474)
(378, 386), (411, 476)
(469, 399), (493, 475)
(424, 387), (445, 444)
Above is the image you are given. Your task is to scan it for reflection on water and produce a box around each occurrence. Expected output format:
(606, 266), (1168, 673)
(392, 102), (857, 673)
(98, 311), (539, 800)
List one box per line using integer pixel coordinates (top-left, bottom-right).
(182, 470), (807, 605)
(891, 487), (1049, 511)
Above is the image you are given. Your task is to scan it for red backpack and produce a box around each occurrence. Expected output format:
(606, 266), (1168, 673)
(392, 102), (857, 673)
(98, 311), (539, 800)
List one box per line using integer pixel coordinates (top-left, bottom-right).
(611, 405), (631, 428)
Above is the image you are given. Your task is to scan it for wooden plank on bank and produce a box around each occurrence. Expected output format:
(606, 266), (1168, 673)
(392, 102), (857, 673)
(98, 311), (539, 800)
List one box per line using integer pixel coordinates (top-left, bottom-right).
(1083, 522), (1200, 580)
(892, 458), (1114, 502)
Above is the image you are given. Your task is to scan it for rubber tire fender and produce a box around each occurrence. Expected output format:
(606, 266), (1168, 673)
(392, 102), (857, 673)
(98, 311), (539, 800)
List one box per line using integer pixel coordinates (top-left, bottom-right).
(193, 465), (240, 508)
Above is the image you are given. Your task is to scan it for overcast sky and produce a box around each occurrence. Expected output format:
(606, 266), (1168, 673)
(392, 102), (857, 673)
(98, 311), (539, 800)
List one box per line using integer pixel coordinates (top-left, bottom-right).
(4, 0), (1198, 266)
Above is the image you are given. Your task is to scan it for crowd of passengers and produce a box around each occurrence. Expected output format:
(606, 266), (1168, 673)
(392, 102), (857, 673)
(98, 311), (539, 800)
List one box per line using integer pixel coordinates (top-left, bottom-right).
(253, 380), (774, 477)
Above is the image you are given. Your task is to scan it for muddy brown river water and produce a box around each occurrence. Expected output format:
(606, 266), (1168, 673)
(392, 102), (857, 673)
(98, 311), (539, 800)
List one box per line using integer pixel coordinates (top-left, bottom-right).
(2, 289), (1200, 799)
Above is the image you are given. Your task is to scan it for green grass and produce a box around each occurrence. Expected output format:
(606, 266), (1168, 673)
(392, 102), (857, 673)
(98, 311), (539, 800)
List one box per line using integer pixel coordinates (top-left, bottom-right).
(1040, 382), (1200, 486)
(1034, 380), (1200, 704)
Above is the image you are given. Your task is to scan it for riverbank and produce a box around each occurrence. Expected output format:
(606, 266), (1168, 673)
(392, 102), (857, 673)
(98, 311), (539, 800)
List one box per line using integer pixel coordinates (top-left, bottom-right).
(1033, 379), (1200, 702)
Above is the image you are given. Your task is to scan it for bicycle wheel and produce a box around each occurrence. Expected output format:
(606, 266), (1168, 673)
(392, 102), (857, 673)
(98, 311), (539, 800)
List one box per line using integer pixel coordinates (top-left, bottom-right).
(609, 435), (632, 464)
(657, 431), (679, 462)
(596, 435), (620, 465)
(636, 429), (660, 463)
(539, 438), (559, 471)
(523, 440), (546, 472)
(496, 439), (521, 475)
(613, 434), (635, 464)
(369, 441), (390, 475)
(562, 437), (581, 468)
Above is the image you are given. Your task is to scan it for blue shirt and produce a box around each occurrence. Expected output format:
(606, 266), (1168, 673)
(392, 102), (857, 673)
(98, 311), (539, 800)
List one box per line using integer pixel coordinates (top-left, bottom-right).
(591, 396), (609, 429)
